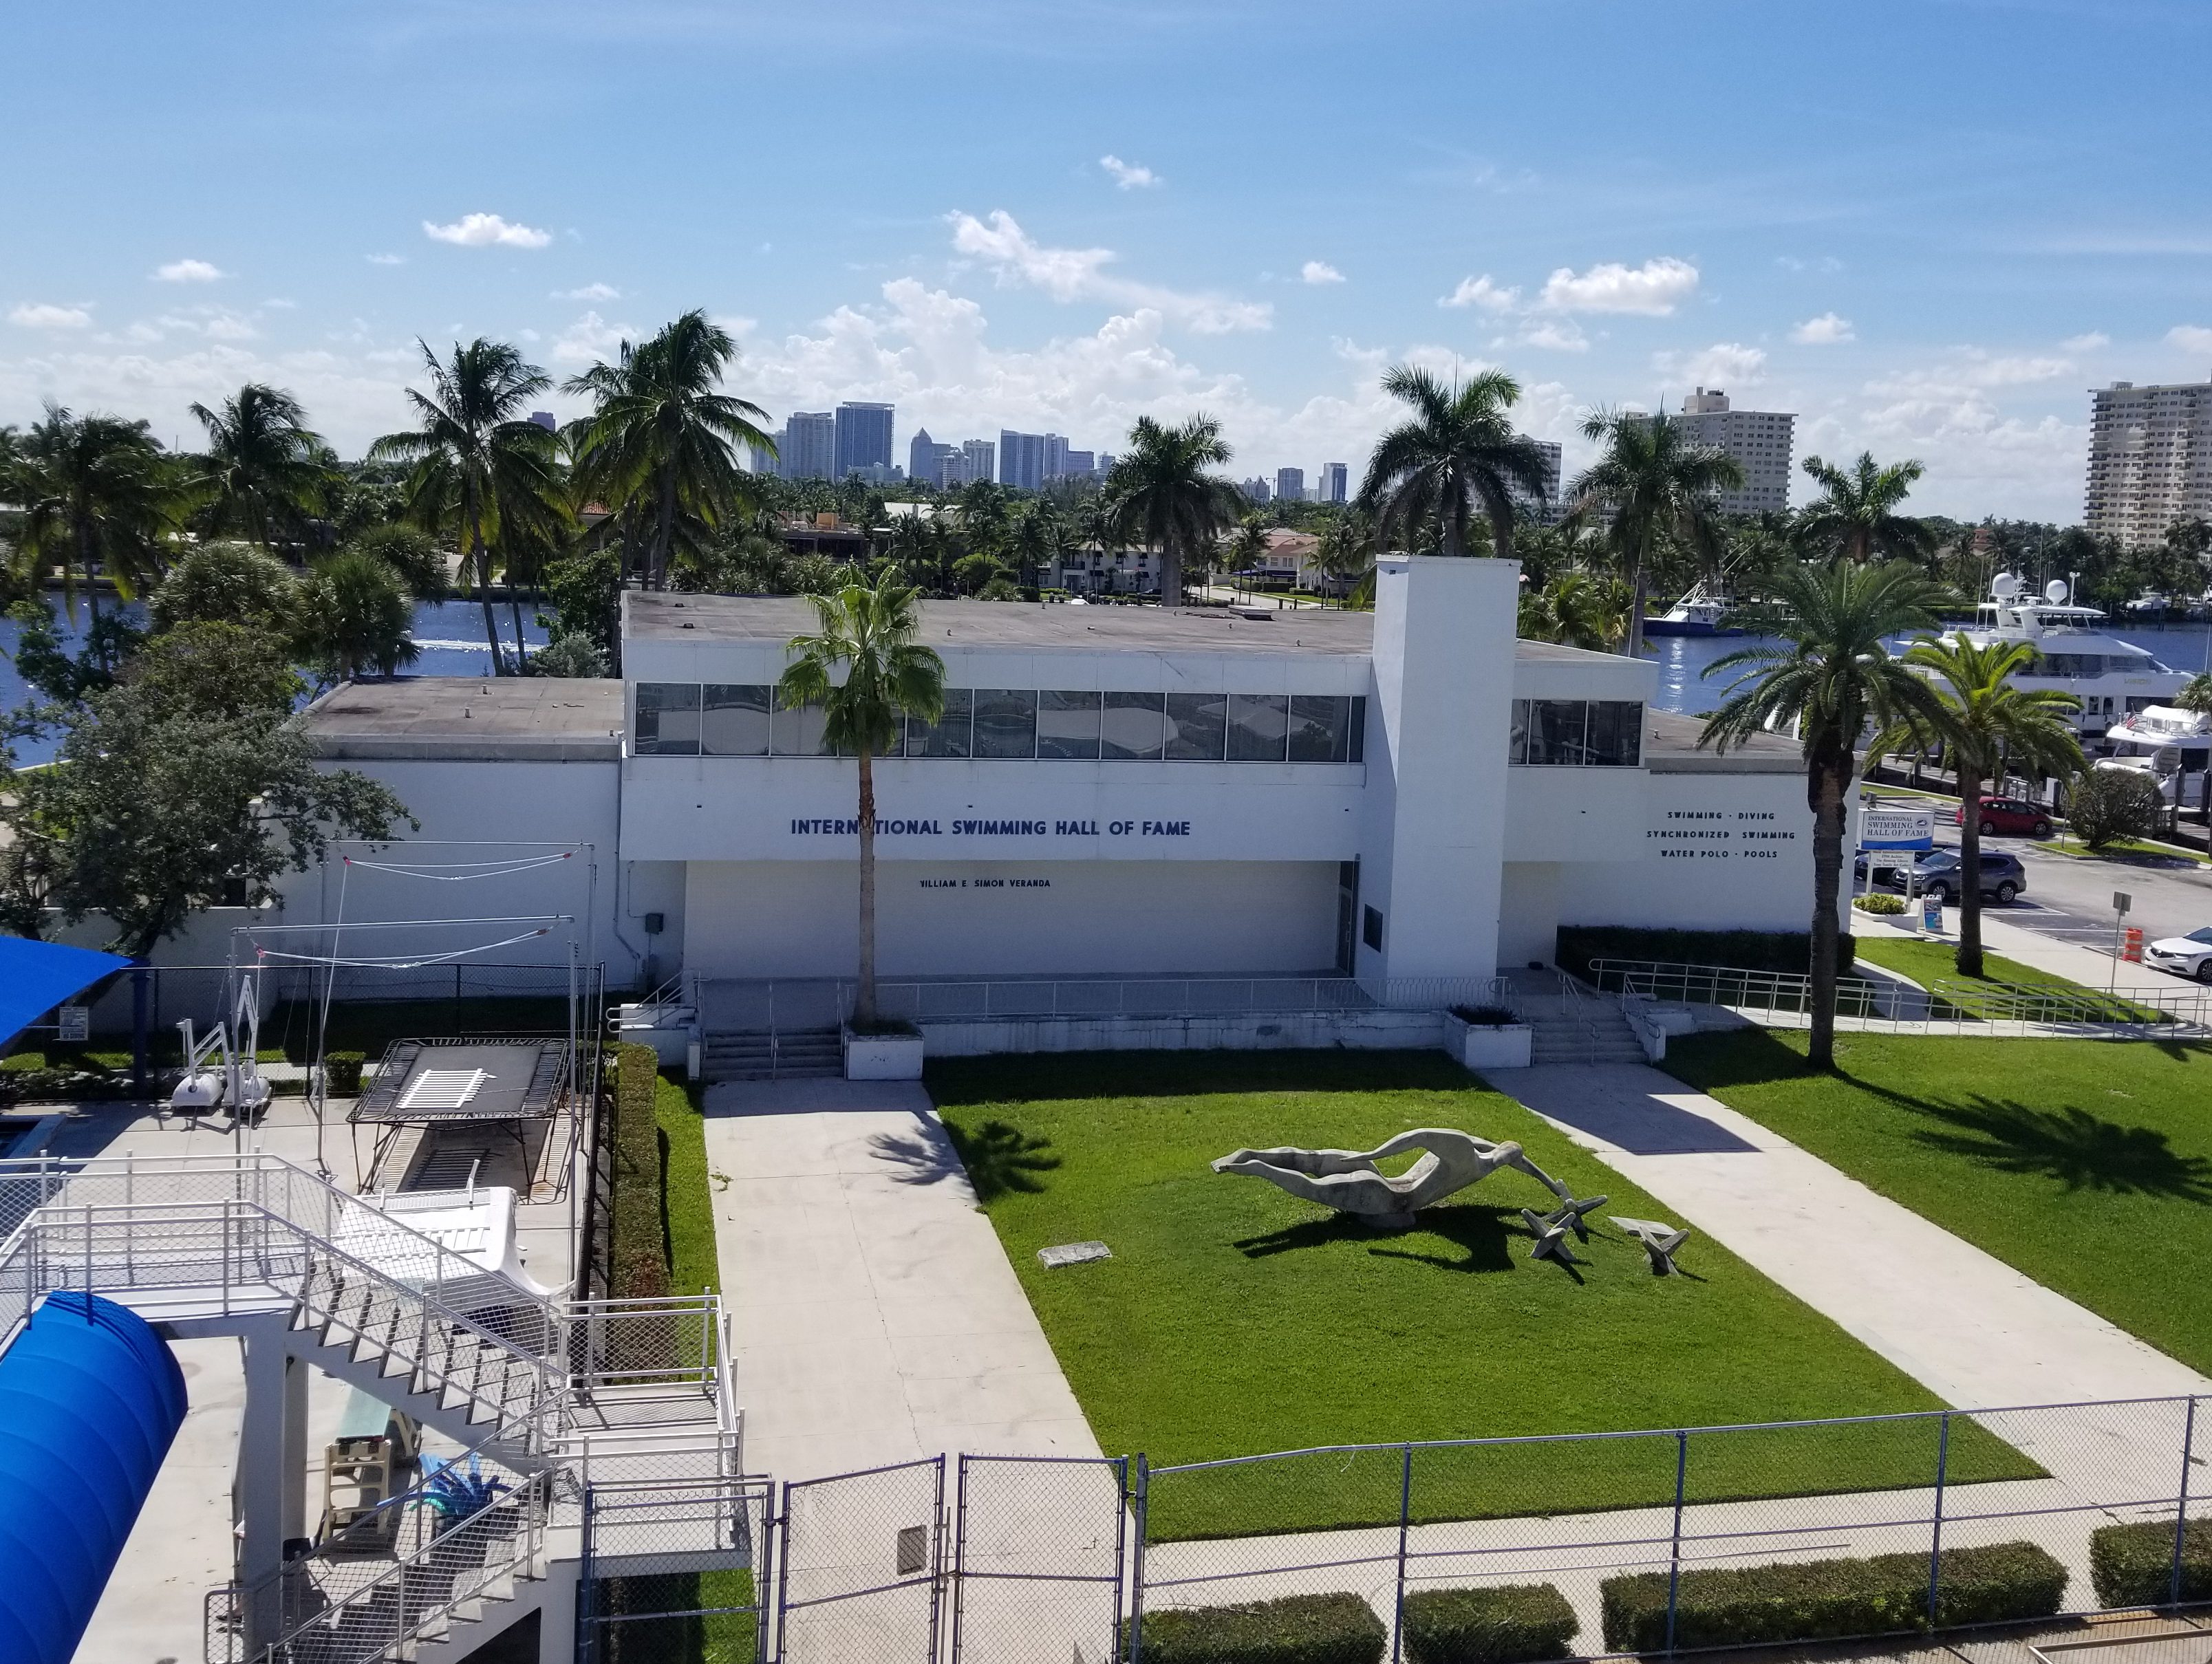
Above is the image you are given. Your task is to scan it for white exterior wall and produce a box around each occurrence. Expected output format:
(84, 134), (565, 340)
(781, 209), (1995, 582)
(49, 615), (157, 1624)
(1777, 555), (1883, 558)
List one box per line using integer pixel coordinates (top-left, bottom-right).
(683, 859), (1338, 980)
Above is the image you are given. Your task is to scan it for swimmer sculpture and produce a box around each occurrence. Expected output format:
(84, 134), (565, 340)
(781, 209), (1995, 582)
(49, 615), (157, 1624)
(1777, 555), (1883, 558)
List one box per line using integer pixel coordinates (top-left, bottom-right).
(1212, 1128), (1594, 1231)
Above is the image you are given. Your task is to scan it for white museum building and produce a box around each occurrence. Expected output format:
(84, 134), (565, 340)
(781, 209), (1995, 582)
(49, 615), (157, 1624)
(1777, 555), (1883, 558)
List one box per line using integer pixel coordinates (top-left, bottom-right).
(270, 556), (1818, 1048)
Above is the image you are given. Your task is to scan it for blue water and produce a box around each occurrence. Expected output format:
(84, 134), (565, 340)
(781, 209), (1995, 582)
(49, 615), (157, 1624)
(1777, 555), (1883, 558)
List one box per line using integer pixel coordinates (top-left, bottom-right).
(1651, 623), (2212, 716)
(1, 596), (552, 761)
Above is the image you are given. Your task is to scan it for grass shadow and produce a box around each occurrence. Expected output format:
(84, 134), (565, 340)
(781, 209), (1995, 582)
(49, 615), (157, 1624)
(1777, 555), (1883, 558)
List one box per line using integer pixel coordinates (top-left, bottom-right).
(940, 1118), (1062, 1202)
(1903, 1096), (2212, 1199)
(1662, 1028), (1823, 1092)
(1234, 1203), (1522, 1274)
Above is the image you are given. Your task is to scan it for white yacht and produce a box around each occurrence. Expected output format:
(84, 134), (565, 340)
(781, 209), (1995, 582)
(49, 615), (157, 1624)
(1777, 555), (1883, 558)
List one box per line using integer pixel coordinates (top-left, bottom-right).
(1642, 581), (1741, 638)
(2095, 704), (2212, 806)
(1952, 573), (2189, 739)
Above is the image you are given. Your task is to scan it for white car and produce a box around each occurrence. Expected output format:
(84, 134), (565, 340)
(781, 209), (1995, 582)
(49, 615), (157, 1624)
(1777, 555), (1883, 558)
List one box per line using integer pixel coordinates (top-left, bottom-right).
(2143, 928), (2212, 982)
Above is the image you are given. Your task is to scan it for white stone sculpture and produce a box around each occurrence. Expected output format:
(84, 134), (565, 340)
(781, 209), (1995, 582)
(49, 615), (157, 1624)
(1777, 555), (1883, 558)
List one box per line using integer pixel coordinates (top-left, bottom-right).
(1519, 1207), (1585, 1265)
(1613, 1216), (1692, 1276)
(1211, 1129), (1574, 1230)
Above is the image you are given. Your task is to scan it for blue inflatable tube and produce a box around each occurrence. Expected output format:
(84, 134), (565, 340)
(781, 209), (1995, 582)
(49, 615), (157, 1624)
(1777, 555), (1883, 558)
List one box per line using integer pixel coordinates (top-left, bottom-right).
(0, 1292), (188, 1664)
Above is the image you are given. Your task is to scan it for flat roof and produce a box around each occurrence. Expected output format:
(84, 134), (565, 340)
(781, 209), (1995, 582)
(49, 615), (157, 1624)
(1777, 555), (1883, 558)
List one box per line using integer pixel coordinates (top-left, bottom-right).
(297, 679), (623, 761)
(1642, 709), (1802, 774)
(625, 591), (1377, 655)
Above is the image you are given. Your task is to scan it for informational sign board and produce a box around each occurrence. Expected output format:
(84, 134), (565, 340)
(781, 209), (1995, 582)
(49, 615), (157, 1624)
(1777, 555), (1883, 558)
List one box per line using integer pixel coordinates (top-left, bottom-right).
(1862, 807), (1937, 851)
(1922, 894), (1944, 933)
(56, 1006), (89, 1043)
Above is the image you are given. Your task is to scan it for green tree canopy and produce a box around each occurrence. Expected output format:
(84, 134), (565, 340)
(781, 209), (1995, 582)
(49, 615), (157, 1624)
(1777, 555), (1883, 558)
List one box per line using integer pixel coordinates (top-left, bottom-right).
(1357, 365), (1551, 561)
(1103, 415), (1242, 607)
(148, 540), (300, 635)
(189, 382), (332, 548)
(296, 550), (420, 683)
(1567, 409), (1744, 658)
(1798, 451), (1935, 566)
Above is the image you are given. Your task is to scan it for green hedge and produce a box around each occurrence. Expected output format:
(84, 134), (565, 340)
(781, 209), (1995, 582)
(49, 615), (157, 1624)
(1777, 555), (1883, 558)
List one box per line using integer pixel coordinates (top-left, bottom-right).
(1600, 1542), (2066, 1652)
(1138, 1593), (1386, 1664)
(324, 1051), (365, 1096)
(2089, 1519), (2212, 1608)
(610, 1042), (669, 1303)
(1402, 1584), (1576, 1664)
(1555, 927), (1854, 982)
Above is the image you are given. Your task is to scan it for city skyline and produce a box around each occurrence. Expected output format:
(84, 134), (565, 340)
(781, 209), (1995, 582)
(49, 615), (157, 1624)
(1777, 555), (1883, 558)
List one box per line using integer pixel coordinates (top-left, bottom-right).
(6, 3), (2212, 524)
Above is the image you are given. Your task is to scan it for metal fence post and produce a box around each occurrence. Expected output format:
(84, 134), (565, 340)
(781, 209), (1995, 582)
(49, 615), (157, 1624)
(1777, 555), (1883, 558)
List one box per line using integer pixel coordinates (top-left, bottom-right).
(1666, 1431), (1687, 1658)
(1926, 1411), (1951, 1628)
(1393, 1443), (1413, 1664)
(2173, 1396), (2198, 1608)
(1128, 1456), (1149, 1664)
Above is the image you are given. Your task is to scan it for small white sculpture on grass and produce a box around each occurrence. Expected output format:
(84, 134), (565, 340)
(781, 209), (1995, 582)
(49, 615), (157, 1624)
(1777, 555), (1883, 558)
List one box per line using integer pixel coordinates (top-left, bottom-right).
(1211, 1128), (1586, 1231)
(1519, 1207), (1587, 1265)
(1613, 1217), (1692, 1276)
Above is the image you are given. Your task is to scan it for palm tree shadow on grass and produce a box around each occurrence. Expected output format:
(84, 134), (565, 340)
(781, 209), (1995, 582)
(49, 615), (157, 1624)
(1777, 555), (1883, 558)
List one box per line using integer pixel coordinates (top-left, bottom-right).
(942, 1119), (1062, 1203)
(1867, 1088), (2212, 1200)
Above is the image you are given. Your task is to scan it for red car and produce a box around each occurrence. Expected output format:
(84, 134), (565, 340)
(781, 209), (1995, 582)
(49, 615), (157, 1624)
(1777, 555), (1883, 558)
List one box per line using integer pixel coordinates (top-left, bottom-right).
(1954, 795), (2053, 838)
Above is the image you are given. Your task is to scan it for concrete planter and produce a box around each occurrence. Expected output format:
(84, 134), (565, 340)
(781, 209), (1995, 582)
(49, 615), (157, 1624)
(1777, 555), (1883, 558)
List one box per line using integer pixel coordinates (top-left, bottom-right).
(844, 1027), (925, 1081)
(1443, 1013), (1533, 1071)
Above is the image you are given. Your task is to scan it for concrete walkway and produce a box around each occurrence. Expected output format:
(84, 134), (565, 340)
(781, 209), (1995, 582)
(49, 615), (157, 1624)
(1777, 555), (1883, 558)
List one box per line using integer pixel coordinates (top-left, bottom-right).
(1499, 1062), (2210, 1409)
(703, 1078), (1101, 1480)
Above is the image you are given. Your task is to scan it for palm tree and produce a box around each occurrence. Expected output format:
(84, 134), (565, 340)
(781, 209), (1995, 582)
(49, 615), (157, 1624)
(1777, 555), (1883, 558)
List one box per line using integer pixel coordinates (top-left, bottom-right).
(1357, 365), (1552, 563)
(369, 340), (568, 675)
(297, 550), (422, 683)
(565, 310), (774, 592)
(1701, 559), (1951, 1069)
(777, 576), (946, 1029)
(1312, 506), (1377, 606)
(190, 382), (333, 548)
(10, 403), (190, 625)
(1873, 636), (2083, 977)
(1567, 409), (1744, 659)
(1104, 415), (1243, 607)
(2180, 672), (2212, 713)
(1798, 452), (1935, 566)
(1519, 569), (1630, 652)
(1225, 512), (1272, 596)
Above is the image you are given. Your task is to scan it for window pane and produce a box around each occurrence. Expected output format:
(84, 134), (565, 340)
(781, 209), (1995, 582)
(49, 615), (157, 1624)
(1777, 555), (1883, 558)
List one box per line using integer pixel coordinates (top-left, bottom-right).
(772, 698), (833, 755)
(972, 689), (1037, 759)
(1348, 697), (1365, 764)
(1038, 690), (1103, 759)
(701, 684), (771, 756)
(1288, 695), (1349, 762)
(1165, 693), (1227, 761)
(1589, 701), (1643, 766)
(1525, 700), (1588, 765)
(1102, 691), (1165, 760)
(1509, 700), (1530, 765)
(1362, 905), (1384, 951)
(635, 683), (700, 755)
(1227, 693), (1289, 761)
(906, 688), (972, 758)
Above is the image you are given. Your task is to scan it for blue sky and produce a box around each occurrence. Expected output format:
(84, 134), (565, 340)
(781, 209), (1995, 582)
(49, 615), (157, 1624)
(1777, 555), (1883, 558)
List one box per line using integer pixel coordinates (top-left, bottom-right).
(4, 0), (2211, 521)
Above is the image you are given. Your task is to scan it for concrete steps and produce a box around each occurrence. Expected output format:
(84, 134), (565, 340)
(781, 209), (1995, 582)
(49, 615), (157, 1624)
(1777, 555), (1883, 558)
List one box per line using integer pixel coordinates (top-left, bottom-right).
(702, 1028), (844, 1081)
(1524, 997), (1648, 1066)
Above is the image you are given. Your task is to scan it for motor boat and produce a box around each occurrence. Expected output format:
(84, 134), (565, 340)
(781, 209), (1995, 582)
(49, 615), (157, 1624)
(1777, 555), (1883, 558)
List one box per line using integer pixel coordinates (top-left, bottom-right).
(2095, 704), (2212, 807)
(1643, 581), (1743, 638)
(1943, 574), (2190, 739)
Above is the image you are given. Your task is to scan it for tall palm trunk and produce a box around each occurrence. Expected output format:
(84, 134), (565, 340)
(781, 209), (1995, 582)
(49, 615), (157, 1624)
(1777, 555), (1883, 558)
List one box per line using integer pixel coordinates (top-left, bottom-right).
(1624, 552), (1649, 660)
(652, 471), (678, 592)
(507, 570), (530, 673)
(76, 518), (101, 626)
(855, 746), (877, 1028)
(1158, 539), (1181, 609)
(470, 509), (507, 676)
(1956, 766), (1986, 978)
(1807, 746), (1852, 1070)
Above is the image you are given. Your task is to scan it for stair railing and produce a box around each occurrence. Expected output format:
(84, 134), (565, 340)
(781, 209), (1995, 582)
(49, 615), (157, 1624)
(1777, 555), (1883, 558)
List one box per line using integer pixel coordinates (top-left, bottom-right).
(1552, 969), (1608, 1052)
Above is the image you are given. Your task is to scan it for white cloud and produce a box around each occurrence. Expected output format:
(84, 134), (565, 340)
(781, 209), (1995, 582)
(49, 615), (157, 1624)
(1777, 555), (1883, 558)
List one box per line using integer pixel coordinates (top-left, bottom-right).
(557, 282), (621, 301)
(9, 303), (92, 330)
(553, 310), (640, 364)
(2061, 331), (2110, 352)
(1439, 274), (1519, 312)
(1300, 261), (1345, 286)
(1514, 320), (1590, 352)
(945, 209), (1269, 334)
(153, 258), (224, 284)
(365, 253), (407, 266)
(2167, 324), (2212, 357)
(422, 213), (554, 250)
(1791, 312), (1855, 345)
(1099, 155), (1160, 191)
(1538, 257), (1699, 316)
(1655, 342), (1767, 386)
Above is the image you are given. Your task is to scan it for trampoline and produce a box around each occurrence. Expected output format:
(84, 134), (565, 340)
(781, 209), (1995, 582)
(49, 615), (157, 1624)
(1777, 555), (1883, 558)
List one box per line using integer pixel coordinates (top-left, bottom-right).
(348, 1037), (568, 1192)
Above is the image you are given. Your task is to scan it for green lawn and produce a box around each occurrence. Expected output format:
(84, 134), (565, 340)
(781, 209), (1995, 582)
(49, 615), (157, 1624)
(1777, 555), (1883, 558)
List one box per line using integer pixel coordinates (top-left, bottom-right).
(930, 1050), (2032, 1539)
(1664, 1028), (2212, 1376)
(1851, 936), (2171, 1024)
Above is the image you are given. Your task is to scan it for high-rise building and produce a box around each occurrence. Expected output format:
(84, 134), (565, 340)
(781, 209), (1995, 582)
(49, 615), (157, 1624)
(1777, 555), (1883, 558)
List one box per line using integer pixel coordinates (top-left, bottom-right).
(1319, 462), (1349, 504)
(1666, 389), (1794, 515)
(1276, 467), (1304, 504)
(960, 438), (996, 488)
(780, 411), (837, 480)
(528, 411), (557, 433)
(910, 428), (963, 489)
(1508, 438), (1565, 526)
(1241, 476), (1273, 505)
(834, 402), (895, 479)
(1061, 449), (1095, 479)
(1096, 453), (1115, 477)
(2086, 377), (2212, 548)
(749, 441), (780, 477)
(1000, 430), (1050, 491)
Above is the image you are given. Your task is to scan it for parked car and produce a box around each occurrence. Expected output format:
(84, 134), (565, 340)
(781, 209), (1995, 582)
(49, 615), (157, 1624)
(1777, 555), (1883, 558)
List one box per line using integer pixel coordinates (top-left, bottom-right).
(1877, 849), (2028, 905)
(2144, 927), (2212, 983)
(1953, 795), (2054, 838)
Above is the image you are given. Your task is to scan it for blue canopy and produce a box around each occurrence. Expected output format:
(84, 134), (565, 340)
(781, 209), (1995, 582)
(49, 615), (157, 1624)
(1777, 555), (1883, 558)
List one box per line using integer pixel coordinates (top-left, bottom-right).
(0, 937), (131, 1046)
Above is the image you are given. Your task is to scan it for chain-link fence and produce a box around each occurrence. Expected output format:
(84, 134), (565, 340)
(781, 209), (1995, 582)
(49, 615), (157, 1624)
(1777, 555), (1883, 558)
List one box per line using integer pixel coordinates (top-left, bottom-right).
(580, 1478), (775, 1664)
(952, 1455), (1126, 1664)
(777, 1458), (946, 1664)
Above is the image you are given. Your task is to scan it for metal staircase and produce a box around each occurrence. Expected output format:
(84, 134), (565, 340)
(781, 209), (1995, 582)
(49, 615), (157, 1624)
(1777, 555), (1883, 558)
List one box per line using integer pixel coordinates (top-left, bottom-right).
(0, 1152), (740, 1664)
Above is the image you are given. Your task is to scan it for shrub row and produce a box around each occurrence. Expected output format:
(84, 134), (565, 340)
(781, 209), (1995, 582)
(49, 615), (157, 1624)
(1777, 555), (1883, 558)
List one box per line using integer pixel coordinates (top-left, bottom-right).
(1555, 926), (1854, 982)
(1600, 1542), (2067, 1652)
(324, 1050), (365, 1096)
(1854, 893), (1908, 916)
(1139, 1593), (1386, 1664)
(1402, 1584), (1577, 1664)
(609, 1041), (669, 1302)
(2089, 1519), (2212, 1608)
